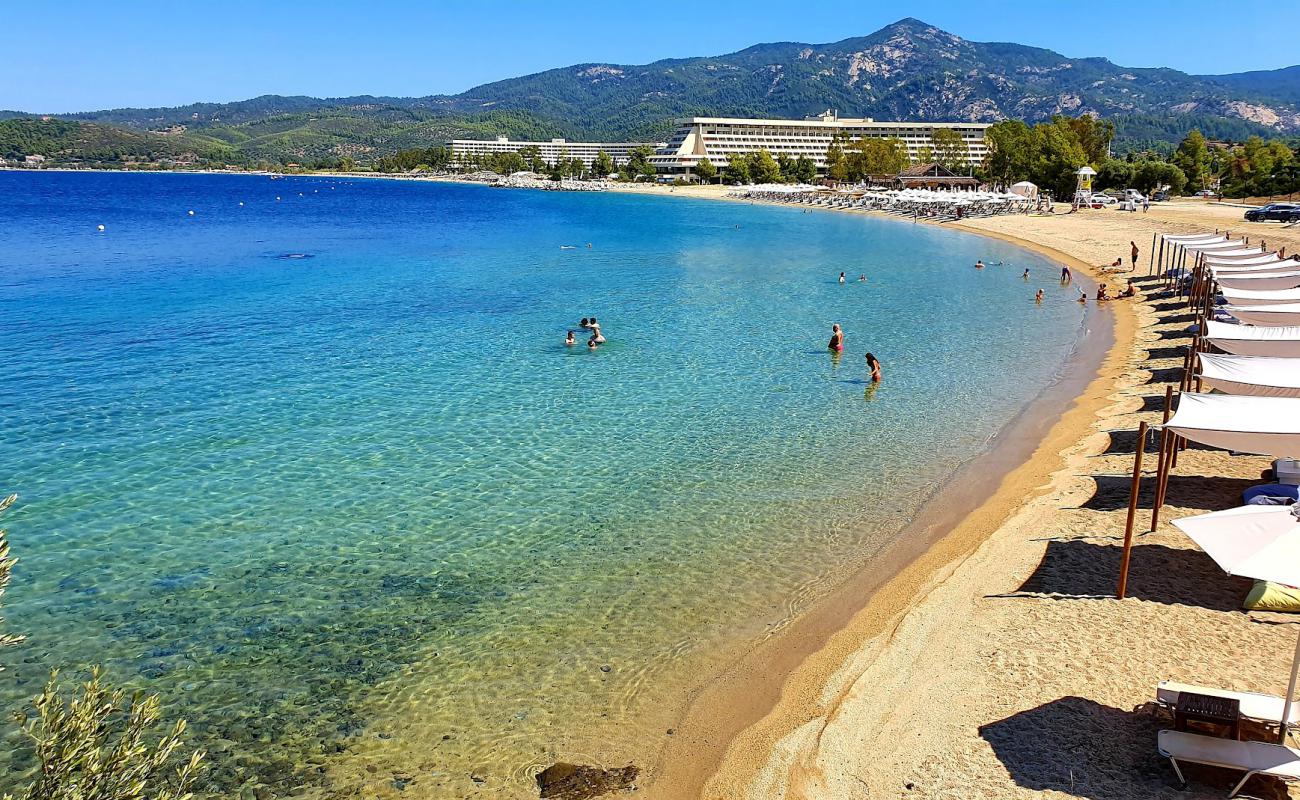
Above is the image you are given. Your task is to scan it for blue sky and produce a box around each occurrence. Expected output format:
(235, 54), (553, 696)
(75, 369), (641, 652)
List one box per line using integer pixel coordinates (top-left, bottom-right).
(7, 0), (1299, 112)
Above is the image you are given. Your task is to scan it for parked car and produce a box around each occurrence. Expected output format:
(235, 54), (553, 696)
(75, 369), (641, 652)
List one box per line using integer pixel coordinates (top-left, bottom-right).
(1244, 203), (1300, 222)
(1152, 191), (1170, 202)
(1123, 188), (1147, 203)
(1194, 189), (1218, 198)
(1086, 195), (1118, 208)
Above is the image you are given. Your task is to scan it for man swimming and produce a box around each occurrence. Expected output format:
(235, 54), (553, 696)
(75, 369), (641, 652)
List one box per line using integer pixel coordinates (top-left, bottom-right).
(839, 272), (846, 284)
(975, 260), (986, 269)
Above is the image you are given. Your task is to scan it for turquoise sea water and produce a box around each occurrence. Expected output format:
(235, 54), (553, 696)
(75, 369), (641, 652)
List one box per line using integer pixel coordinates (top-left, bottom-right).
(0, 172), (1090, 797)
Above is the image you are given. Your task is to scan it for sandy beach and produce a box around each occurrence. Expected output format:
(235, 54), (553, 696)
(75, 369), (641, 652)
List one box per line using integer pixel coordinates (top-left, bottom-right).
(622, 197), (1300, 800)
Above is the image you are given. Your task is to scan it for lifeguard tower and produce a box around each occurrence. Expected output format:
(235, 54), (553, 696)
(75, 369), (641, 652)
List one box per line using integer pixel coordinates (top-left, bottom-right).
(1073, 166), (1097, 208)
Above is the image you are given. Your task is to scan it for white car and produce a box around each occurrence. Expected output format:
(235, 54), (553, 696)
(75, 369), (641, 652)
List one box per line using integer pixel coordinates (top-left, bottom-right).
(1088, 195), (1118, 208)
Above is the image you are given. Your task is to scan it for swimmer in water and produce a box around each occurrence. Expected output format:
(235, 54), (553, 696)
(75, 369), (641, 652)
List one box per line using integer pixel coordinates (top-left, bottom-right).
(1077, 288), (1087, 303)
(1022, 268), (1030, 279)
(580, 318), (590, 329)
(975, 260), (986, 269)
(1035, 289), (1044, 304)
(565, 330), (575, 346)
(839, 272), (846, 284)
(1061, 265), (1072, 283)
(865, 352), (882, 383)
(587, 338), (598, 349)
(590, 326), (606, 344)
(858, 274), (866, 282)
(828, 323), (844, 352)
(586, 243), (593, 249)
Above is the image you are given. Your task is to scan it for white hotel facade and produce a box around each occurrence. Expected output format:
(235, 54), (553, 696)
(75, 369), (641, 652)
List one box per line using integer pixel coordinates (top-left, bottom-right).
(649, 111), (990, 177)
(447, 137), (661, 170)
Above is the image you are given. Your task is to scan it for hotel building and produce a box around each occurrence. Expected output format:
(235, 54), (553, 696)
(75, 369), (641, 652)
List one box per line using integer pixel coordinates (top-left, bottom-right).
(649, 111), (990, 177)
(447, 137), (662, 170)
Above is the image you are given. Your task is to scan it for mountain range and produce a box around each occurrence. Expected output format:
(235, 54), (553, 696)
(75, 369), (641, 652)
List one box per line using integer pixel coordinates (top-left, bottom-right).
(4, 18), (1299, 166)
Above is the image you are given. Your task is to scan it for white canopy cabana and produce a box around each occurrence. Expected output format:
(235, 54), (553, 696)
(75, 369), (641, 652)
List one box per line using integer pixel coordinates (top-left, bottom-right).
(1162, 392), (1300, 457)
(1210, 258), (1294, 273)
(1197, 353), (1300, 398)
(1206, 320), (1300, 357)
(1008, 181), (1038, 199)
(1163, 233), (1226, 244)
(1207, 253), (1294, 267)
(1226, 303), (1300, 327)
(1215, 271), (1300, 291)
(1185, 239), (1251, 253)
(1221, 287), (1300, 307)
(1203, 247), (1267, 260)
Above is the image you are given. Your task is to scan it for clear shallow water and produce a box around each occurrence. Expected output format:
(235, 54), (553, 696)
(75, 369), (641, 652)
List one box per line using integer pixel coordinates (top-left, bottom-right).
(0, 172), (1088, 797)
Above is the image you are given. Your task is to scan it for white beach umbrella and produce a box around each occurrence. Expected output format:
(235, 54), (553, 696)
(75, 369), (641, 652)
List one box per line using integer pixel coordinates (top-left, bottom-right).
(1206, 320), (1300, 358)
(1226, 303), (1300, 327)
(1161, 392), (1300, 457)
(1173, 504), (1300, 743)
(1216, 271), (1300, 292)
(1208, 254), (1294, 267)
(1221, 287), (1300, 307)
(1197, 353), (1300, 398)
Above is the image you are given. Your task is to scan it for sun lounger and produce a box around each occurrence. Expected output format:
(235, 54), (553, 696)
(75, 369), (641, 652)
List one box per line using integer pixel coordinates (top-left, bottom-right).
(1159, 729), (1300, 796)
(1158, 680), (1300, 728)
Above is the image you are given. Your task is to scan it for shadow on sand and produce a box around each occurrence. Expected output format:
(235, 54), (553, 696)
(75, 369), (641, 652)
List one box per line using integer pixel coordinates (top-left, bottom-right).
(980, 696), (1293, 799)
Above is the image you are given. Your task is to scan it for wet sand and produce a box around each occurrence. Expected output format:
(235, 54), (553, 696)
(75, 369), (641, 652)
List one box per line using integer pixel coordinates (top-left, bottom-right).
(639, 200), (1300, 799)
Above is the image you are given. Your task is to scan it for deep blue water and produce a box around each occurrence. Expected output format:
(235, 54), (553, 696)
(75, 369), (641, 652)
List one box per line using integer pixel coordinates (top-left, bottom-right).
(0, 171), (1089, 797)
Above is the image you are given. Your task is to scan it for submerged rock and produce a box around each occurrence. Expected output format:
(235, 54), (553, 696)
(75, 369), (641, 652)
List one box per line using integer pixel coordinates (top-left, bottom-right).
(536, 763), (638, 799)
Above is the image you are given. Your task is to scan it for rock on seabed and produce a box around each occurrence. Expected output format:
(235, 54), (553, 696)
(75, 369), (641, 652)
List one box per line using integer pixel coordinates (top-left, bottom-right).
(536, 763), (639, 799)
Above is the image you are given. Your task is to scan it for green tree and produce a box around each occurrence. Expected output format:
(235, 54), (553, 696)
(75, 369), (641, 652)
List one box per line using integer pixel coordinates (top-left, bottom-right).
(1095, 158), (1135, 191)
(591, 150), (614, 177)
(776, 153), (795, 183)
(747, 149), (781, 184)
(694, 156), (718, 183)
(983, 120), (1035, 187)
(930, 129), (970, 172)
(1172, 129), (1211, 192)
(625, 145), (657, 181)
(850, 137), (909, 179)
(825, 137), (848, 182)
(518, 145), (545, 174)
(723, 152), (751, 184)
(793, 155), (817, 183)
(0, 495), (205, 800)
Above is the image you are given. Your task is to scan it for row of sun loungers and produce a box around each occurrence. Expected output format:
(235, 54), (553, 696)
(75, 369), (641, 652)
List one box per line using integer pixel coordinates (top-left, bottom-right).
(725, 184), (1044, 219)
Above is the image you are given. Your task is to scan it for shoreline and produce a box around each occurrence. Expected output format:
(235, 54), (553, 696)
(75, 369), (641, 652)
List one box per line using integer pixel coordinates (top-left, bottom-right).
(637, 212), (1127, 799)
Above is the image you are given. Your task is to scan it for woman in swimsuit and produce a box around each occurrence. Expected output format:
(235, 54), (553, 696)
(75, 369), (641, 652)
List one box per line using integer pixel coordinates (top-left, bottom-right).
(865, 352), (882, 383)
(565, 330), (576, 346)
(828, 323), (844, 352)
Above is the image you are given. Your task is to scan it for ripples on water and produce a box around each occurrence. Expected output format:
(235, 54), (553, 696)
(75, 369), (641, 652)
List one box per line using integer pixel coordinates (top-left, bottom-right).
(0, 172), (1086, 797)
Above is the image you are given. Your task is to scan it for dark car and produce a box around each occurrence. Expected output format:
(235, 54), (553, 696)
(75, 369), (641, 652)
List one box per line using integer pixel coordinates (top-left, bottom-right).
(1245, 203), (1300, 222)
(1152, 191), (1169, 202)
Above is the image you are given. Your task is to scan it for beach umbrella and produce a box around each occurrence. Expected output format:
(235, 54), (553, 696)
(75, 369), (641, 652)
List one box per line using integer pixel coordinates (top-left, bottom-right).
(1221, 287), (1300, 307)
(1206, 321), (1300, 358)
(1197, 353), (1300, 398)
(1226, 303), (1300, 327)
(1172, 504), (1300, 743)
(1161, 392), (1300, 456)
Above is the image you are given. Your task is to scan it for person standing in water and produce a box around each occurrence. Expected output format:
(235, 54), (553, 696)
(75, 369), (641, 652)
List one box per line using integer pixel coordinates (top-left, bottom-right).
(1061, 265), (1072, 283)
(839, 272), (846, 284)
(1022, 268), (1030, 280)
(828, 323), (844, 353)
(565, 330), (575, 346)
(974, 260), (986, 269)
(865, 352), (882, 383)
(1035, 289), (1044, 304)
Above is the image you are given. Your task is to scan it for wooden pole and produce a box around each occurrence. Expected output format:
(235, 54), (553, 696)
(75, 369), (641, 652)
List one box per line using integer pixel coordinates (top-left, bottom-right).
(1117, 421), (1149, 599)
(1150, 385), (1175, 531)
(1151, 427), (1174, 531)
(1149, 232), (1158, 276)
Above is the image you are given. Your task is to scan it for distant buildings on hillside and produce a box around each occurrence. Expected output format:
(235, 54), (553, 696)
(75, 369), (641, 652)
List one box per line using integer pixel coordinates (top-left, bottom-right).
(448, 112), (988, 179)
(446, 137), (662, 170)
